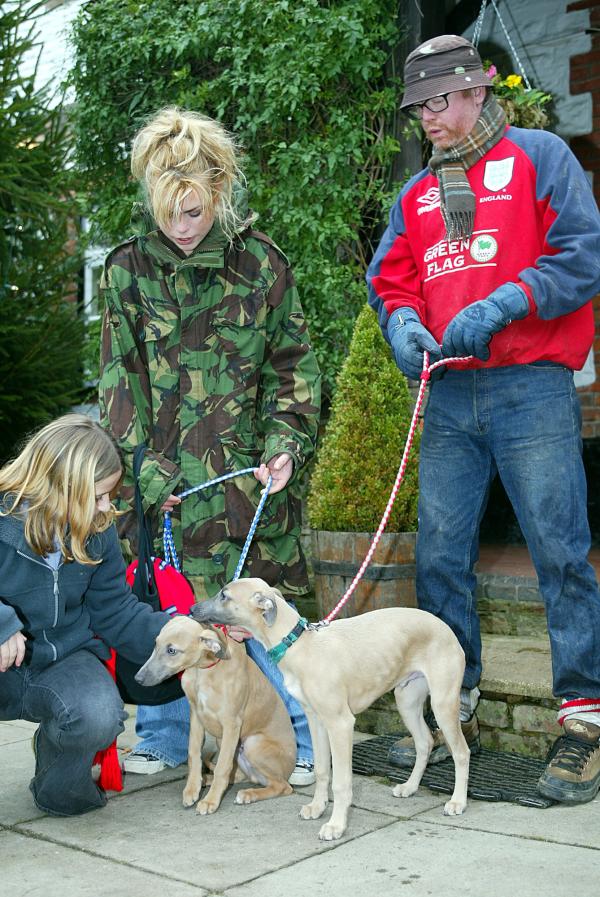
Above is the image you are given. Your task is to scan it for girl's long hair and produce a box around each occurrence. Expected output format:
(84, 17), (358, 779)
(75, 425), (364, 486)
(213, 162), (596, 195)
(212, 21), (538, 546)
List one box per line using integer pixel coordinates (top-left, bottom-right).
(0, 414), (123, 565)
(131, 106), (246, 242)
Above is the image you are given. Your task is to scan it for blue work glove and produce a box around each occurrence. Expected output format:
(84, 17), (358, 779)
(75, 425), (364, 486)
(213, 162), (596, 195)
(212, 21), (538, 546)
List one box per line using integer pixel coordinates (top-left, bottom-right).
(441, 283), (529, 361)
(388, 308), (442, 381)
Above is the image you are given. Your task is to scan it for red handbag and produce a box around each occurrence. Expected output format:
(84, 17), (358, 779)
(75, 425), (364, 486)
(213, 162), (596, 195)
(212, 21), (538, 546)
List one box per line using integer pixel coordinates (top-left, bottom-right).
(125, 557), (195, 616)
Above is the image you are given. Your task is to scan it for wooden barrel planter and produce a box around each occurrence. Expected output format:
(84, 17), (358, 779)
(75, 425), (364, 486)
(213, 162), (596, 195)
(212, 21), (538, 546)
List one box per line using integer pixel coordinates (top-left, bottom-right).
(310, 530), (417, 620)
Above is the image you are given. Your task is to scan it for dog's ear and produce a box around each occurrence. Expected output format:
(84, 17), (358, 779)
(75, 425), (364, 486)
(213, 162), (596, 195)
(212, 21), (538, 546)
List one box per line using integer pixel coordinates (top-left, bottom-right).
(199, 634), (229, 660)
(254, 592), (277, 627)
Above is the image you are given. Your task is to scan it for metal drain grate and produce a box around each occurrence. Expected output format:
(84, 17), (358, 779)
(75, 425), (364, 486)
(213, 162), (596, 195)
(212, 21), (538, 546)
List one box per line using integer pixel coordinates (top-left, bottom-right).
(352, 735), (554, 808)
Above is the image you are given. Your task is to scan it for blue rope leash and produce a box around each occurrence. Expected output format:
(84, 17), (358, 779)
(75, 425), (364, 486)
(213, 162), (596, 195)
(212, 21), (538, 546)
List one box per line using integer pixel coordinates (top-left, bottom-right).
(162, 467), (273, 581)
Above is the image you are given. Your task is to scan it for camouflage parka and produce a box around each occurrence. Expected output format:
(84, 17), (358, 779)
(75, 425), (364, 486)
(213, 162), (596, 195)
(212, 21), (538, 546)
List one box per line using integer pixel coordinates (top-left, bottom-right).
(98, 209), (321, 600)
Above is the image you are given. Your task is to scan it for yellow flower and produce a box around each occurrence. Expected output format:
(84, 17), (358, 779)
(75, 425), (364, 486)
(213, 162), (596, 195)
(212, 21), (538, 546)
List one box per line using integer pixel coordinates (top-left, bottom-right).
(505, 74), (523, 89)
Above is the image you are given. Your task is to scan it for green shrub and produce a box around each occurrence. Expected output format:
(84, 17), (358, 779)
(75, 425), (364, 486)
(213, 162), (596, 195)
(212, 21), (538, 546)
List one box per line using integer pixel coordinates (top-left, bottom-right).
(0, 0), (84, 462)
(68, 0), (403, 400)
(307, 304), (419, 533)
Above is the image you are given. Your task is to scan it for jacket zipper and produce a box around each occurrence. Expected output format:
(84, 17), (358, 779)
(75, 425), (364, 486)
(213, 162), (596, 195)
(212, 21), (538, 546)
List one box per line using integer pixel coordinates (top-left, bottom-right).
(17, 549), (63, 661)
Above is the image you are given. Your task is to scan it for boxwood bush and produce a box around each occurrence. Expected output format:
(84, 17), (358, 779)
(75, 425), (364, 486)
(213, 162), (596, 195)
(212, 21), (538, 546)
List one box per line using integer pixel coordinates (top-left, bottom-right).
(307, 304), (420, 533)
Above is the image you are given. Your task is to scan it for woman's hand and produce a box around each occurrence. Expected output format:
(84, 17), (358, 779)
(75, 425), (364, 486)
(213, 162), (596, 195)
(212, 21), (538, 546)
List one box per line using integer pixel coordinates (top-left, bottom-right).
(0, 631), (26, 673)
(253, 453), (294, 495)
(161, 494), (182, 513)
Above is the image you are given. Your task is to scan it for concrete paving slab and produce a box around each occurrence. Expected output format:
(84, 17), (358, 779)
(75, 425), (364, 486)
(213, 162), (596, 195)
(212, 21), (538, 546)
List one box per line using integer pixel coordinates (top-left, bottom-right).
(222, 814), (599, 897)
(18, 778), (395, 891)
(0, 719), (37, 745)
(0, 739), (46, 825)
(0, 829), (209, 897)
(418, 789), (600, 849)
(350, 772), (446, 818)
(6, 700), (600, 896)
(0, 716), (186, 825)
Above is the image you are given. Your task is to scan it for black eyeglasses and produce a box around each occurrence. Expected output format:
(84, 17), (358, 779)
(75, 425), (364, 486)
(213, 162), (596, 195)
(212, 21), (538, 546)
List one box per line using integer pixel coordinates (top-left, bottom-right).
(404, 94), (450, 120)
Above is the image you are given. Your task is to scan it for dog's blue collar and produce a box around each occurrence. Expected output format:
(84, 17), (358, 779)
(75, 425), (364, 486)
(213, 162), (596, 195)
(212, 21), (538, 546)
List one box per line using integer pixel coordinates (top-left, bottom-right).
(267, 617), (310, 665)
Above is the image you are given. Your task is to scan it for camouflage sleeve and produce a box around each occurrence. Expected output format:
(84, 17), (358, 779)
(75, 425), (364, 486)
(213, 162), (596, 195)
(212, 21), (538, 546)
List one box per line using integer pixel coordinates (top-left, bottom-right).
(98, 269), (182, 512)
(259, 259), (321, 475)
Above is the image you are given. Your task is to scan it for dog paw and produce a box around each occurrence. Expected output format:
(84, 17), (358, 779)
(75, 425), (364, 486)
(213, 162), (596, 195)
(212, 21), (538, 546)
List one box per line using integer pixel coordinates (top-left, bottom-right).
(196, 799), (219, 815)
(299, 800), (326, 820)
(182, 786), (201, 808)
(318, 821), (344, 841)
(183, 788), (200, 807)
(235, 788), (257, 805)
(443, 799), (466, 816)
(392, 782), (417, 799)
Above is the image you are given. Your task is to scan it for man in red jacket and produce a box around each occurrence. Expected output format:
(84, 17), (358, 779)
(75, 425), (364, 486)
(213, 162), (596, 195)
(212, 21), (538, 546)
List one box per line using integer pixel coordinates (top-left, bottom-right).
(368, 34), (600, 804)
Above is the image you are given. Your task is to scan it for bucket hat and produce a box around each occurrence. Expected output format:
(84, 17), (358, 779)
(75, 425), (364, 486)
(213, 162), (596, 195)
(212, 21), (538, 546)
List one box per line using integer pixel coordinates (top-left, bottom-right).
(401, 35), (490, 109)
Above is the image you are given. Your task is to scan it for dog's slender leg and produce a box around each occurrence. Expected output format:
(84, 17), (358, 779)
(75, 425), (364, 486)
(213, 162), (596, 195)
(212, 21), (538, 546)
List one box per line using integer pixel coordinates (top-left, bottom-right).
(196, 720), (242, 815)
(183, 691), (205, 808)
(317, 708), (355, 841)
(298, 710), (330, 822)
(392, 675), (433, 799)
(429, 686), (469, 816)
(234, 734), (294, 804)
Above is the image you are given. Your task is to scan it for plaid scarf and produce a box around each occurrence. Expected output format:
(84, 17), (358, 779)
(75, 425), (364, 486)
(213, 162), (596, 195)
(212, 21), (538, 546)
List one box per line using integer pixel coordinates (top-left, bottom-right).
(429, 95), (506, 241)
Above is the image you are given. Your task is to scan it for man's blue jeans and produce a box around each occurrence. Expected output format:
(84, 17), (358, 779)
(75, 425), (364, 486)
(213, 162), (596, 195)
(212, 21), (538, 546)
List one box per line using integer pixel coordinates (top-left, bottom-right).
(0, 650), (126, 815)
(133, 637), (313, 767)
(417, 363), (600, 699)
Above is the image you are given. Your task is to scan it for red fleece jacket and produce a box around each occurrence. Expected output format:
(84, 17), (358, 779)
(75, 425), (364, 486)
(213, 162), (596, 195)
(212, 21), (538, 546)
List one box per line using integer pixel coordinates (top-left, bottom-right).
(367, 126), (600, 370)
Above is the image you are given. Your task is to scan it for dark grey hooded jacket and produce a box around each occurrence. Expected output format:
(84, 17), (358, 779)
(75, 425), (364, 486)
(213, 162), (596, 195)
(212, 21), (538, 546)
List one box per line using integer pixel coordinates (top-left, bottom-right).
(0, 508), (169, 670)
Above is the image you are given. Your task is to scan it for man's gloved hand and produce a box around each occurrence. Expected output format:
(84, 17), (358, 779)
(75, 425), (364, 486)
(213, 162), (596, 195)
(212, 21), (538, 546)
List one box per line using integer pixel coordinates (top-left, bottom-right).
(441, 283), (529, 361)
(388, 308), (442, 380)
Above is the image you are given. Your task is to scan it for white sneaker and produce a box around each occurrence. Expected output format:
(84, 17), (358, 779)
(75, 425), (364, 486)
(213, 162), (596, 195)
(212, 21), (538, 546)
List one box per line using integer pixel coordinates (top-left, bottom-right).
(289, 760), (315, 786)
(122, 751), (167, 775)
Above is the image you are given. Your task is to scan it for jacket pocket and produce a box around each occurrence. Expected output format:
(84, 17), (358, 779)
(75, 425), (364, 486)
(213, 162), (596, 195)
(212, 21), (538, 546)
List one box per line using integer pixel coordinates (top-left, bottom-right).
(213, 317), (266, 386)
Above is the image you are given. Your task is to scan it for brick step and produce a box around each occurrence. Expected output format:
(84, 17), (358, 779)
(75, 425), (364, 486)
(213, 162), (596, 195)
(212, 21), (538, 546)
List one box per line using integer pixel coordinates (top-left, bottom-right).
(355, 633), (559, 760)
(476, 569), (548, 637)
(475, 543), (600, 638)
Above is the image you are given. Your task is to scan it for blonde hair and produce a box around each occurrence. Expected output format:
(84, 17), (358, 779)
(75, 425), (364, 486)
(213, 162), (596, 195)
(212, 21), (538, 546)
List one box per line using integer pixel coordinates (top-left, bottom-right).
(131, 107), (244, 242)
(0, 414), (123, 565)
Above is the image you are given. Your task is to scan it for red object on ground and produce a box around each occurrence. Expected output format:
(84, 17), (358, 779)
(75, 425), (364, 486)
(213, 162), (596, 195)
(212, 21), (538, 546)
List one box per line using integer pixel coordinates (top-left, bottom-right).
(93, 650), (123, 792)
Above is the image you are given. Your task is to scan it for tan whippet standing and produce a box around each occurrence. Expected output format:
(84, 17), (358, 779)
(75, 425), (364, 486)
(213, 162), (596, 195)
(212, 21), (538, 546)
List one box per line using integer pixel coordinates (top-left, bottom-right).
(135, 616), (295, 814)
(191, 577), (470, 840)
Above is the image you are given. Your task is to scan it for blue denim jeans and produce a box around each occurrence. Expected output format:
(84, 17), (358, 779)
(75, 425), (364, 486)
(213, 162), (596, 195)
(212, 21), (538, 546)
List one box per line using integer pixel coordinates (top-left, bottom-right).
(133, 637), (313, 767)
(0, 650), (126, 815)
(417, 363), (600, 699)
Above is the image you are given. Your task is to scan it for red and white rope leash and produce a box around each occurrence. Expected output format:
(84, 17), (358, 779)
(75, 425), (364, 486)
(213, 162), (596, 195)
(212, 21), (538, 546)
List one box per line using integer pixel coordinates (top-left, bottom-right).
(321, 351), (471, 624)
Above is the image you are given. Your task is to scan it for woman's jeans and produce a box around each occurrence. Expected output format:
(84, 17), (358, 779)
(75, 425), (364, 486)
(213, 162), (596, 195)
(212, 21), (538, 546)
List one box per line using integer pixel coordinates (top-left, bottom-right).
(134, 637), (313, 767)
(417, 364), (600, 699)
(0, 650), (126, 815)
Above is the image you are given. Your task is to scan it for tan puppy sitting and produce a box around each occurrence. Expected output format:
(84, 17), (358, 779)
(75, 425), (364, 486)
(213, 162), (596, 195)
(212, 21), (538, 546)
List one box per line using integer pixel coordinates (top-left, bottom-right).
(135, 616), (295, 814)
(191, 578), (470, 840)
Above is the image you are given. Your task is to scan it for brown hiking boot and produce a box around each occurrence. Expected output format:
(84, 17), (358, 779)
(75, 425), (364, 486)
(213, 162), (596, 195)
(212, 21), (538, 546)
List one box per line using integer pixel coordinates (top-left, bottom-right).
(537, 718), (600, 804)
(387, 713), (480, 768)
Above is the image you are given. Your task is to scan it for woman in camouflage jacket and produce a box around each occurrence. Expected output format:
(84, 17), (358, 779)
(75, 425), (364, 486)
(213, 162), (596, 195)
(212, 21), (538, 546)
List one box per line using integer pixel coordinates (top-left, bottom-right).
(99, 107), (321, 783)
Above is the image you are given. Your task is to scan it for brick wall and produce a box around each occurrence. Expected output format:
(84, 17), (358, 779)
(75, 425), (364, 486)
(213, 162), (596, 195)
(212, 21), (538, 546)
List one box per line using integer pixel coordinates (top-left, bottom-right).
(569, 0), (600, 438)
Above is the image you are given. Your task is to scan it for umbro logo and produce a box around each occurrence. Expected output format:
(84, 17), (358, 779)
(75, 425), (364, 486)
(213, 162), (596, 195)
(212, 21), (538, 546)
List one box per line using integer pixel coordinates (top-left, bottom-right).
(417, 187), (440, 205)
(417, 187), (440, 215)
